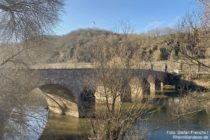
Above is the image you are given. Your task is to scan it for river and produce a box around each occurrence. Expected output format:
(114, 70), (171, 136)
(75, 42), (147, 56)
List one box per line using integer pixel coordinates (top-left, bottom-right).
(4, 92), (210, 140)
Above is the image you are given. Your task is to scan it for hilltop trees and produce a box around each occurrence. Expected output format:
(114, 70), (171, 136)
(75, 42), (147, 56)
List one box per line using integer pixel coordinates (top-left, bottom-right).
(199, 0), (210, 29)
(176, 13), (203, 58)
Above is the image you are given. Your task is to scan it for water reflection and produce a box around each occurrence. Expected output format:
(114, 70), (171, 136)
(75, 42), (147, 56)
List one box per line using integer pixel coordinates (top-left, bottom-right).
(40, 96), (210, 140)
(146, 111), (210, 140)
(2, 88), (48, 140)
(4, 106), (48, 140)
(125, 97), (210, 140)
(3, 92), (210, 140)
(40, 113), (90, 140)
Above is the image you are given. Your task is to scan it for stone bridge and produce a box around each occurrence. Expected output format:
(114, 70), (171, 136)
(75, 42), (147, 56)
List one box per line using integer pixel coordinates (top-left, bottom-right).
(29, 63), (179, 118)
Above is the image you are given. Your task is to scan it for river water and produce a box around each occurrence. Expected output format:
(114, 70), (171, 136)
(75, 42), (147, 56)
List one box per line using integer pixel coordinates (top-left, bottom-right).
(40, 104), (210, 140)
(4, 93), (210, 140)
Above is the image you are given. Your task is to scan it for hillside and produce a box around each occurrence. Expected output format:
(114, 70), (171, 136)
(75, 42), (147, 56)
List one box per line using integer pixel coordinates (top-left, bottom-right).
(1, 28), (210, 65)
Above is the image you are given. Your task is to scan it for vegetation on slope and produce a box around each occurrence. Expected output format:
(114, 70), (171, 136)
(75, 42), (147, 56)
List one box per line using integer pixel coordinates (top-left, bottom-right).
(1, 28), (209, 65)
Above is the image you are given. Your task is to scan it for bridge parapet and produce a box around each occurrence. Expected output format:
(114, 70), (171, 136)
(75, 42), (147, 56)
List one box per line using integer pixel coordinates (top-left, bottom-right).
(30, 63), (94, 69)
(29, 60), (210, 74)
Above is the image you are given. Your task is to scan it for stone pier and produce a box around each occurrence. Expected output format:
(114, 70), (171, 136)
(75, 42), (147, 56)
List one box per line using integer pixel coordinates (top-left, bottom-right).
(147, 75), (156, 97)
(129, 77), (143, 101)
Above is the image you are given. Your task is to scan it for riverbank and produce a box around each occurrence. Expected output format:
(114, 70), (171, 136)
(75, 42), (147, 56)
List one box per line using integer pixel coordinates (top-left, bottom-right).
(193, 79), (210, 89)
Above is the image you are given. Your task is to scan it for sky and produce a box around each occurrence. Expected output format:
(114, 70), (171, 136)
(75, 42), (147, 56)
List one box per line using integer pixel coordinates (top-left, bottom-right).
(54, 0), (202, 35)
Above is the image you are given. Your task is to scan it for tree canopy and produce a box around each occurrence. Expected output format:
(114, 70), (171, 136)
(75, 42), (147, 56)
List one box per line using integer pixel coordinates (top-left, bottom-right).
(0, 0), (64, 41)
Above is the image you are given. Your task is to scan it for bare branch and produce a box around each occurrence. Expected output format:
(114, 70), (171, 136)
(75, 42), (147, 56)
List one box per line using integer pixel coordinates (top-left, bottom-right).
(0, 0), (64, 41)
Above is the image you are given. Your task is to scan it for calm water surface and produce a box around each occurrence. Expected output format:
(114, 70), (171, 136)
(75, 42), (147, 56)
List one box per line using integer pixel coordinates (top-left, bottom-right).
(40, 98), (210, 140)
(4, 92), (210, 140)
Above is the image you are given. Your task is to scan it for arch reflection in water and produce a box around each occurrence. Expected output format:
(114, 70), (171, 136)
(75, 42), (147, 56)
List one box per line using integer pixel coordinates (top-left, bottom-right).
(3, 88), (48, 140)
(4, 106), (48, 140)
(40, 113), (90, 140)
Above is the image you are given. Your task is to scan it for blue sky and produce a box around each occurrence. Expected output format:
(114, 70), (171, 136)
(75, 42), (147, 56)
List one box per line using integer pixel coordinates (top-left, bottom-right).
(54, 0), (201, 35)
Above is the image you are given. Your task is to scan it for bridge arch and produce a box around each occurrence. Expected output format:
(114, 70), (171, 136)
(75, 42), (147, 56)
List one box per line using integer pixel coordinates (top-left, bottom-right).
(35, 84), (80, 117)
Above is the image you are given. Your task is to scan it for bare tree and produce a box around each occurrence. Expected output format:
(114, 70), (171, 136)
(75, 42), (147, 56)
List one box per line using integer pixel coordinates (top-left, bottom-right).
(0, 0), (64, 139)
(0, 65), (41, 139)
(169, 2), (210, 121)
(89, 25), (153, 140)
(0, 0), (64, 42)
(174, 12), (210, 73)
(199, 0), (210, 29)
(171, 1), (210, 73)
